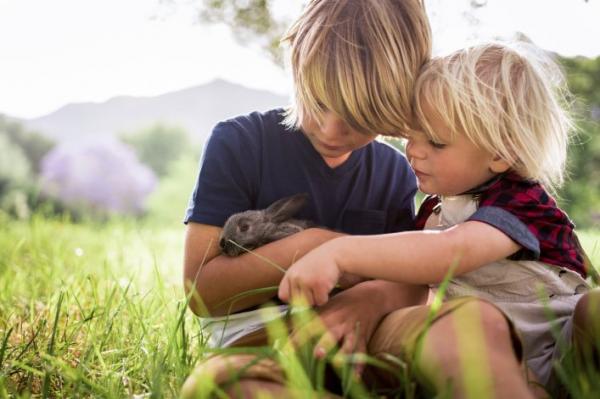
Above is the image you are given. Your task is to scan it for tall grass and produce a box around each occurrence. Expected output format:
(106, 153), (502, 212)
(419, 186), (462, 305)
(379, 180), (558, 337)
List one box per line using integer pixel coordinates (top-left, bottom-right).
(1, 215), (599, 397)
(0, 214), (206, 397)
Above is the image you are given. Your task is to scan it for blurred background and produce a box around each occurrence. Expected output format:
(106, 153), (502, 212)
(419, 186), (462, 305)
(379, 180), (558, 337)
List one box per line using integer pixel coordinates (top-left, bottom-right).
(1, 0), (599, 228)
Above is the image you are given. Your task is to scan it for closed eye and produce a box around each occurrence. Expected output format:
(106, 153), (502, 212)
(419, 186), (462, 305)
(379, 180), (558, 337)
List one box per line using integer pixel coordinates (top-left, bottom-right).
(428, 140), (446, 149)
(239, 223), (250, 233)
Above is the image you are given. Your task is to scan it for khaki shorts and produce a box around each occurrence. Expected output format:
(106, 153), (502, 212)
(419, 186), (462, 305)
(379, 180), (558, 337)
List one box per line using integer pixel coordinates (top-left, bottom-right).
(182, 297), (524, 396)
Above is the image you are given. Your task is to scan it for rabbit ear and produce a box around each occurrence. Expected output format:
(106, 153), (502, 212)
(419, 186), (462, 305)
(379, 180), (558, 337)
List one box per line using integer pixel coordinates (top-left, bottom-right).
(265, 193), (309, 223)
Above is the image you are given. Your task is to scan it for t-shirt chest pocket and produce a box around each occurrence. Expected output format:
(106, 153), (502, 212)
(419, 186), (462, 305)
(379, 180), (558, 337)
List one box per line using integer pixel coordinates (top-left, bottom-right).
(341, 209), (387, 235)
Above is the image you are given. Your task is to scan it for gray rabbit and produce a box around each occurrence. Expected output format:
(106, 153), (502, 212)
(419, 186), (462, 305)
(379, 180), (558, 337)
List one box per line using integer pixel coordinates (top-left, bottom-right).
(219, 193), (312, 257)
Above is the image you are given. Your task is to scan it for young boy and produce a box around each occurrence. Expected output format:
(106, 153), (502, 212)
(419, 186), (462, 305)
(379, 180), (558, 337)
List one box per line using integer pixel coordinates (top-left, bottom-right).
(182, 0), (432, 396)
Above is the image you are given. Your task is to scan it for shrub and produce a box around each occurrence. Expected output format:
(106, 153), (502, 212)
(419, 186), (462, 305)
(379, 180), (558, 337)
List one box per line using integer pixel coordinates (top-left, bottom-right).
(39, 139), (157, 216)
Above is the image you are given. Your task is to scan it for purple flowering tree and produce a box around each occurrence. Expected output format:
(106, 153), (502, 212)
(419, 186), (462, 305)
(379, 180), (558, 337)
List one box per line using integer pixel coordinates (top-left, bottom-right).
(40, 139), (157, 215)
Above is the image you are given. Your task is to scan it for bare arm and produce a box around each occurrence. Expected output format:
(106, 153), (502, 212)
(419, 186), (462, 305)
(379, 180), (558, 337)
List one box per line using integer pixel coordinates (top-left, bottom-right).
(336, 221), (521, 283)
(183, 223), (343, 316)
(279, 221), (521, 305)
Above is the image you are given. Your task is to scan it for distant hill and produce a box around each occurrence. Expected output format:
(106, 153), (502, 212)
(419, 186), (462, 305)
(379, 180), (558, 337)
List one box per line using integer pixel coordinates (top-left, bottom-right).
(17, 79), (289, 143)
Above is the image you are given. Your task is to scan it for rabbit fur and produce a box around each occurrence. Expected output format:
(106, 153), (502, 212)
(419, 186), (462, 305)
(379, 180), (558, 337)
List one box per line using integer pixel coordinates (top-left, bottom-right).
(219, 193), (312, 257)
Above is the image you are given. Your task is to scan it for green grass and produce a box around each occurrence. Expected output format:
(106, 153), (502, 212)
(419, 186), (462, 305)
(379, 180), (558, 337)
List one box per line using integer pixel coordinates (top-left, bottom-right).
(0, 214), (207, 397)
(0, 215), (599, 397)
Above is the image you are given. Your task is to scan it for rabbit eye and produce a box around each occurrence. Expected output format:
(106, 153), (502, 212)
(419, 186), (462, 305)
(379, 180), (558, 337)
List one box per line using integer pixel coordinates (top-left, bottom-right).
(239, 223), (250, 233)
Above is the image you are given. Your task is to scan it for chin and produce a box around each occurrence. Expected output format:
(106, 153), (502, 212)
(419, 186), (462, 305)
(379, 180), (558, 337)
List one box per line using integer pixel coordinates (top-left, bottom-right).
(416, 182), (434, 195)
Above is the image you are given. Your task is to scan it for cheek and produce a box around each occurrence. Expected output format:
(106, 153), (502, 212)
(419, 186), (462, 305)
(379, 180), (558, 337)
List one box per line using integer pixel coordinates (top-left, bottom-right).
(300, 115), (319, 134)
(354, 133), (376, 148)
(405, 141), (414, 159)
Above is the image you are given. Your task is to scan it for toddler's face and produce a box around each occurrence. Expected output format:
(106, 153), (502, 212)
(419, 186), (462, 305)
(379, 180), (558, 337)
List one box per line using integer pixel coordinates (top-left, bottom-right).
(301, 111), (376, 168)
(406, 103), (502, 196)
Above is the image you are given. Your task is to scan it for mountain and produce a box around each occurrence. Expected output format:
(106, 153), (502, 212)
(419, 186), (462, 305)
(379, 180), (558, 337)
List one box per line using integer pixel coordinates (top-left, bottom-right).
(19, 79), (289, 143)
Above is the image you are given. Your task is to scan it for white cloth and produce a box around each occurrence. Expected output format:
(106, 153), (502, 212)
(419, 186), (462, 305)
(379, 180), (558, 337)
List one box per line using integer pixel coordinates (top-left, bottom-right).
(200, 305), (289, 348)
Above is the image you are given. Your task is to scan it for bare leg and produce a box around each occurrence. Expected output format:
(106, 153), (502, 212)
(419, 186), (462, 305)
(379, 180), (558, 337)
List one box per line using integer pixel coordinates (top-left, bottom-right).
(573, 288), (600, 365)
(415, 300), (533, 399)
(223, 379), (343, 399)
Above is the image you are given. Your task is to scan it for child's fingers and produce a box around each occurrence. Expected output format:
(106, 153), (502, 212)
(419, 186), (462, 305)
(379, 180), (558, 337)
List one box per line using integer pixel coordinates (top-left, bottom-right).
(314, 286), (330, 307)
(278, 276), (290, 302)
(339, 331), (357, 355)
(313, 329), (337, 359)
(290, 281), (315, 306)
(340, 333), (366, 375)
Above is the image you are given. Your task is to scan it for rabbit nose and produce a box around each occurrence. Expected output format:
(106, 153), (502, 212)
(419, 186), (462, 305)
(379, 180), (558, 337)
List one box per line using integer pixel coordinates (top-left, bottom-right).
(219, 238), (226, 249)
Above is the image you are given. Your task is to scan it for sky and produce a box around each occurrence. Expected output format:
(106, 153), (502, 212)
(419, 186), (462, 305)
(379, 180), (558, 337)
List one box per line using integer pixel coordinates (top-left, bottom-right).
(1, 0), (599, 119)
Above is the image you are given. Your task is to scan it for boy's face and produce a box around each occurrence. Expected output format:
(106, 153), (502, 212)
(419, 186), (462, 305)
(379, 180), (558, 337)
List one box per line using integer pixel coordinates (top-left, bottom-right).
(301, 111), (377, 168)
(406, 103), (506, 196)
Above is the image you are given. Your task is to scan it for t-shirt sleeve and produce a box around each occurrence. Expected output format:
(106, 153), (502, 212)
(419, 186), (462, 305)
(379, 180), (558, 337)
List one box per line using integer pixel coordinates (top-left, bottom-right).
(468, 189), (546, 260)
(183, 121), (258, 226)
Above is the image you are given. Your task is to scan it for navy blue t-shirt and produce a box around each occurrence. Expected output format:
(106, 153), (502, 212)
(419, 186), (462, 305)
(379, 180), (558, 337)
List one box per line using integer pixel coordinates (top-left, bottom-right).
(184, 109), (417, 234)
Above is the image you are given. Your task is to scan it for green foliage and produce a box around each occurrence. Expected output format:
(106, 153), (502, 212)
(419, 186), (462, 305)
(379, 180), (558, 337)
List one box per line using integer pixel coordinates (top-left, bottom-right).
(557, 56), (600, 229)
(199, 0), (294, 66)
(0, 134), (31, 185)
(0, 115), (55, 173)
(120, 123), (192, 178)
(561, 57), (600, 106)
(0, 117), (56, 220)
(145, 154), (200, 226)
(0, 134), (33, 219)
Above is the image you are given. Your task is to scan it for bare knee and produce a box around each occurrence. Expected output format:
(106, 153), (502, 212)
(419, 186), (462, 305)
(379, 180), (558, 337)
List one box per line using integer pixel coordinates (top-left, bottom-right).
(416, 300), (525, 397)
(573, 288), (600, 333)
(573, 288), (600, 360)
(223, 379), (288, 399)
(418, 300), (516, 373)
(434, 300), (513, 350)
(471, 300), (514, 345)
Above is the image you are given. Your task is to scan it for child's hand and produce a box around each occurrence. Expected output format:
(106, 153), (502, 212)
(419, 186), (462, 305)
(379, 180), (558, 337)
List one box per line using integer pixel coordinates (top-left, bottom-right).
(278, 245), (342, 306)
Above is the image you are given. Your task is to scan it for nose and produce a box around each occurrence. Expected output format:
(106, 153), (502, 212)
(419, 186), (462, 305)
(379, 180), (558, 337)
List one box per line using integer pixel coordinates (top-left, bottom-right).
(318, 112), (351, 140)
(406, 136), (426, 161)
(219, 238), (226, 249)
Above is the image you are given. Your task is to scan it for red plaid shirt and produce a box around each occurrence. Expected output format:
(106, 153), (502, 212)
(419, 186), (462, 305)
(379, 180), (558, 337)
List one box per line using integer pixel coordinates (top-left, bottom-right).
(415, 173), (588, 278)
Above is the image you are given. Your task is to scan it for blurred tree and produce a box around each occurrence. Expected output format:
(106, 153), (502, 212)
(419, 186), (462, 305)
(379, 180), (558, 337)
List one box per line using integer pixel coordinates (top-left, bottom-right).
(146, 154), (200, 225)
(120, 123), (192, 178)
(0, 134), (33, 219)
(0, 116), (55, 173)
(558, 56), (600, 228)
(40, 140), (157, 216)
(199, 0), (289, 65)
(0, 134), (31, 185)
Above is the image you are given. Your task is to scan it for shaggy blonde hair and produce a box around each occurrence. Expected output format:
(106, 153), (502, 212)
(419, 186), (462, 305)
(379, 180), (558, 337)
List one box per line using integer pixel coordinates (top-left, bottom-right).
(413, 42), (573, 190)
(283, 0), (431, 136)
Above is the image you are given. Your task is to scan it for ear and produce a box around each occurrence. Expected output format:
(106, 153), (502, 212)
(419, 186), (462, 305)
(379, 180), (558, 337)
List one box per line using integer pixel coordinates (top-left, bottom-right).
(265, 193), (309, 223)
(489, 155), (511, 174)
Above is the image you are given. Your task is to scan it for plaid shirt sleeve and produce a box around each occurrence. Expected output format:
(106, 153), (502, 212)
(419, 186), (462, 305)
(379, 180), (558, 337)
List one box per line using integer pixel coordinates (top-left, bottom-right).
(470, 173), (587, 278)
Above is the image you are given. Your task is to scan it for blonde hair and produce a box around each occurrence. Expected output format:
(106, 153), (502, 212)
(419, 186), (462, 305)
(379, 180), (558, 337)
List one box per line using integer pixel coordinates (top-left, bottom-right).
(283, 0), (431, 136)
(413, 42), (573, 190)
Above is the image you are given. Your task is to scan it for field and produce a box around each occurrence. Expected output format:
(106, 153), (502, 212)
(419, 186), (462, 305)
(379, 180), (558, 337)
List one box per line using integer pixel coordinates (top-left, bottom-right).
(0, 215), (599, 398)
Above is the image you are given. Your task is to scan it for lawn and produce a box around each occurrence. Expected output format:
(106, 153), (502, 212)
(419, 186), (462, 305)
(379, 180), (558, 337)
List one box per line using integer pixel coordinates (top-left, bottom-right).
(0, 215), (599, 398)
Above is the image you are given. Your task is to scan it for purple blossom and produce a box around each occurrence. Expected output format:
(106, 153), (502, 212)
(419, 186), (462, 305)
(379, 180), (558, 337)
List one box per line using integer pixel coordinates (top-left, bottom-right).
(40, 139), (157, 215)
